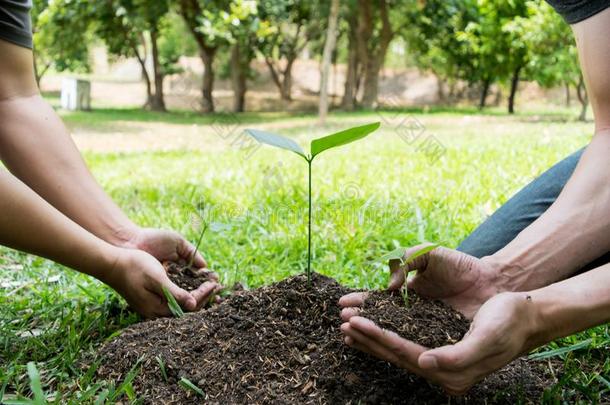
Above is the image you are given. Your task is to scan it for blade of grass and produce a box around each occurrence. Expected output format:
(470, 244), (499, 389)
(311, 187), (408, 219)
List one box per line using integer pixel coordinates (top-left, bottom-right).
(27, 362), (45, 405)
(179, 377), (204, 397)
(529, 338), (592, 360)
(162, 286), (184, 318)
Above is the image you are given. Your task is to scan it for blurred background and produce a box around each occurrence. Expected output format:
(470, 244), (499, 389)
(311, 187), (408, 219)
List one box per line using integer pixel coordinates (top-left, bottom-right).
(34, 0), (587, 119)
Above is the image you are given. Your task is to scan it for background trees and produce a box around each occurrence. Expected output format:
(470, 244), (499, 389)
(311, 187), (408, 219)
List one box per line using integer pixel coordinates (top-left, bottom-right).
(32, 0), (586, 119)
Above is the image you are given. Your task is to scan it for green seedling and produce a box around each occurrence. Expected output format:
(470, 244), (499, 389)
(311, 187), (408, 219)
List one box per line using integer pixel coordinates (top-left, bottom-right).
(380, 244), (439, 307)
(188, 200), (210, 269)
(162, 286), (185, 318)
(156, 356), (168, 382)
(245, 122), (381, 286)
(179, 377), (205, 397)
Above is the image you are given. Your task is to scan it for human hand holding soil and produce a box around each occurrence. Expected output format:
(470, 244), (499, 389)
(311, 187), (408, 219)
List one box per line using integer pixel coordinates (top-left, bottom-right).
(339, 291), (539, 395)
(107, 248), (221, 318)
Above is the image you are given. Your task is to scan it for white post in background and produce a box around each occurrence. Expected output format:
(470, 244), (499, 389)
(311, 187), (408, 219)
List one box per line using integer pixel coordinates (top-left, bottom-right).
(61, 78), (91, 111)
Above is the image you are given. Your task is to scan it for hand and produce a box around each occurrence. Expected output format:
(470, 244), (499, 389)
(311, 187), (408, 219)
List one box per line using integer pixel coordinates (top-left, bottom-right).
(125, 227), (216, 278)
(107, 248), (220, 318)
(389, 244), (502, 318)
(339, 292), (541, 395)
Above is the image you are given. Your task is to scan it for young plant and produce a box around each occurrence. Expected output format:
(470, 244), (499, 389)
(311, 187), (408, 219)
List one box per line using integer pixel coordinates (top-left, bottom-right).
(188, 200), (210, 269)
(379, 244), (440, 307)
(245, 122), (381, 286)
(179, 377), (205, 397)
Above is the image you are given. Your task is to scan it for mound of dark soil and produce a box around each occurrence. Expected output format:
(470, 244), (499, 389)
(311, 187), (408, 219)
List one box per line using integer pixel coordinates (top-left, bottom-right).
(95, 273), (550, 404)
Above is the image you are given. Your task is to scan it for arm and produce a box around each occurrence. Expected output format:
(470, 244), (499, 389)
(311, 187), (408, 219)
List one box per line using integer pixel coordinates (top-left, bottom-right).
(0, 39), (206, 268)
(486, 8), (610, 291)
(0, 168), (216, 317)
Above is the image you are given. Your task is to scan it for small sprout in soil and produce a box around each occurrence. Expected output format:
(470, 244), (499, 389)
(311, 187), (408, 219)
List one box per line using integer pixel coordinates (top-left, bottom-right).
(188, 200), (210, 269)
(156, 355), (168, 382)
(162, 286), (185, 318)
(179, 377), (205, 397)
(380, 244), (439, 307)
(245, 122), (381, 286)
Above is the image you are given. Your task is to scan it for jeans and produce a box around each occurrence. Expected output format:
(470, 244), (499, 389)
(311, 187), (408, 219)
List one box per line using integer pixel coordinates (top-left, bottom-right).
(457, 147), (610, 271)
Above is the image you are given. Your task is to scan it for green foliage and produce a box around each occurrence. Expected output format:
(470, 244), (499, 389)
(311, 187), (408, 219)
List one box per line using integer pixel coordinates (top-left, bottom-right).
(27, 362), (45, 405)
(32, 0), (93, 81)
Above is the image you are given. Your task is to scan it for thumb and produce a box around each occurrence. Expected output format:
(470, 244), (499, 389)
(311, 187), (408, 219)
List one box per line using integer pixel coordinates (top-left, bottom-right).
(418, 329), (488, 372)
(165, 281), (197, 312)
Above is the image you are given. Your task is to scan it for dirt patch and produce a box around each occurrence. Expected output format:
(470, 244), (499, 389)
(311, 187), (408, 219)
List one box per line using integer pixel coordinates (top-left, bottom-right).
(95, 273), (550, 403)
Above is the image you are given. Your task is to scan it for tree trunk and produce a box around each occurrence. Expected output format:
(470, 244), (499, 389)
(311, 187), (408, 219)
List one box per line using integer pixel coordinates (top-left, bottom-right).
(231, 44), (247, 113)
(319, 0), (340, 124)
(179, 0), (216, 113)
(341, 11), (359, 110)
(576, 75), (588, 122)
(565, 82), (571, 107)
(507, 65), (521, 114)
(149, 28), (166, 112)
(359, 0), (393, 108)
(133, 45), (153, 109)
(200, 47), (216, 113)
(479, 78), (491, 110)
(281, 57), (295, 101)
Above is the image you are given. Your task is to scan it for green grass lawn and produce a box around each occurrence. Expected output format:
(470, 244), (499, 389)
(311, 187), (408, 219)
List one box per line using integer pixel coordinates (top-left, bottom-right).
(1, 106), (609, 403)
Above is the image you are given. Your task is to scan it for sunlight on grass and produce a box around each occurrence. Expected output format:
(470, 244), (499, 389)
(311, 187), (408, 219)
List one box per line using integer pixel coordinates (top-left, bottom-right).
(1, 109), (605, 402)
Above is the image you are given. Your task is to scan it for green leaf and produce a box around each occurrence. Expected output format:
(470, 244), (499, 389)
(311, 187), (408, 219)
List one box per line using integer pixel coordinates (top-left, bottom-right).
(179, 377), (205, 397)
(27, 362), (45, 405)
(162, 286), (184, 318)
(379, 244), (440, 265)
(244, 129), (307, 159)
(310, 122), (381, 158)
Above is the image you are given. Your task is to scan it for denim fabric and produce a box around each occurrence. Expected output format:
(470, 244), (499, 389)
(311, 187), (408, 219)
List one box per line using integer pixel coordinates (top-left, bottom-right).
(458, 148), (592, 260)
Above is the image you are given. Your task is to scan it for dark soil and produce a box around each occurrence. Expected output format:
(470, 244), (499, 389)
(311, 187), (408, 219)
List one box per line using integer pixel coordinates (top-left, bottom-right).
(163, 261), (216, 290)
(94, 273), (551, 404)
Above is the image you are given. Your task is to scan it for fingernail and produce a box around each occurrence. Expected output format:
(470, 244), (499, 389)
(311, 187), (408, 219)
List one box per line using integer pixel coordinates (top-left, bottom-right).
(419, 355), (438, 370)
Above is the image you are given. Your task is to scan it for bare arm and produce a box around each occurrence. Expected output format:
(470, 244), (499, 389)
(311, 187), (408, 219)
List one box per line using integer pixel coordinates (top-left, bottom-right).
(487, 8), (610, 291)
(0, 168), (206, 317)
(0, 39), (208, 269)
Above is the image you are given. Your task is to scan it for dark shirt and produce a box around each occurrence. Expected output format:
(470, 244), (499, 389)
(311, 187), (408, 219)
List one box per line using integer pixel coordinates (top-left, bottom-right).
(0, 0), (33, 49)
(546, 0), (610, 23)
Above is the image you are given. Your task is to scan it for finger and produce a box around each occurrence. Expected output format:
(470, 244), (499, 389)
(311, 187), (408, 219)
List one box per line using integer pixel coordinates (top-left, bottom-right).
(388, 258), (405, 291)
(418, 331), (492, 372)
(341, 322), (403, 366)
(191, 281), (221, 310)
(338, 292), (368, 308)
(340, 307), (361, 321)
(349, 316), (428, 365)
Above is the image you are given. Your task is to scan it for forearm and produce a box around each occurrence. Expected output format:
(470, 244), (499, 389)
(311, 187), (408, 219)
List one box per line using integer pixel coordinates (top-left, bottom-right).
(0, 94), (139, 246)
(486, 129), (610, 291)
(526, 261), (610, 347)
(0, 169), (121, 284)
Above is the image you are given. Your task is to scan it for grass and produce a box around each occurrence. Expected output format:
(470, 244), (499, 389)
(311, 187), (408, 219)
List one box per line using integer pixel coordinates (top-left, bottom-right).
(0, 104), (607, 402)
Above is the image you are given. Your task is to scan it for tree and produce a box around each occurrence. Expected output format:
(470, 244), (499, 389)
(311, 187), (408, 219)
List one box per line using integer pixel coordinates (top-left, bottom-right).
(94, 0), (174, 111)
(517, 1), (585, 120)
(178, 0), (229, 113)
(342, 0), (398, 109)
(32, 0), (92, 87)
(319, 0), (340, 123)
(257, 1), (318, 101)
